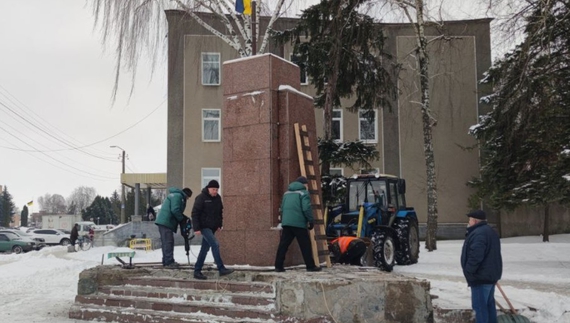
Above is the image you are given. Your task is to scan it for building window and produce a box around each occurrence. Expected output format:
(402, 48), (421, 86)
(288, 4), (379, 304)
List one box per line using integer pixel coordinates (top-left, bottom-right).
(202, 52), (220, 85)
(202, 109), (221, 142)
(202, 168), (221, 192)
(330, 168), (344, 176)
(359, 109), (377, 143)
(332, 109), (343, 142)
(290, 53), (308, 85)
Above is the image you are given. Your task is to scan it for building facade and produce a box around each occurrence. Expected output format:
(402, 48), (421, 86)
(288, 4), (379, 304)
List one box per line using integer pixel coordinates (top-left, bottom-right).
(165, 10), (493, 225)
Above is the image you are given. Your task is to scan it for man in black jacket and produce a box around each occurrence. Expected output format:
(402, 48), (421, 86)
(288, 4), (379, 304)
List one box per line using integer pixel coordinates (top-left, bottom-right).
(461, 210), (502, 323)
(191, 180), (234, 280)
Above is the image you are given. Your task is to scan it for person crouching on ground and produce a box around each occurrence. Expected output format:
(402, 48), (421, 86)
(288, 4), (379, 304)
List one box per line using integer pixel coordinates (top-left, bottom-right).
(274, 176), (322, 272)
(155, 187), (193, 268)
(329, 236), (367, 266)
(461, 209), (502, 323)
(191, 180), (234, 280)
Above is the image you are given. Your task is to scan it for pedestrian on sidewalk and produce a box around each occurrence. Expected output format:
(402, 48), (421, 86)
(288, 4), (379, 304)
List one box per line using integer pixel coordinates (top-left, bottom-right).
(461, 209), (502, 323)
(191, 180), (233, 280)
(274, 176), (321, 272)
(155, 187), (193, 268)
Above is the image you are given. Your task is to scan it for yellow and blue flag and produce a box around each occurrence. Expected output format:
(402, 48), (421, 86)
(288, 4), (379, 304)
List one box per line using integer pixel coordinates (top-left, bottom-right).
(235, 0), (251, 15)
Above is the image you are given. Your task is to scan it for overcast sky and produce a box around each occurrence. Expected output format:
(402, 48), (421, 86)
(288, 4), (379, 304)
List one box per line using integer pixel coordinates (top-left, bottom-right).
(0, 0), (167, 212)
(0, 0), (497, 215)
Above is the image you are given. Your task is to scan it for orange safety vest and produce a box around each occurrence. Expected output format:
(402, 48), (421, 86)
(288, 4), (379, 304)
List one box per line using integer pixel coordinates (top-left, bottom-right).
(331, 236), (358, 255)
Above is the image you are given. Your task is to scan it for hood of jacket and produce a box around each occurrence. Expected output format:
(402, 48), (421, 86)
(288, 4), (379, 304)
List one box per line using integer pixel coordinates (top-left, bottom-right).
(287, 181), (306, 192)
(169, 187), (187, 198)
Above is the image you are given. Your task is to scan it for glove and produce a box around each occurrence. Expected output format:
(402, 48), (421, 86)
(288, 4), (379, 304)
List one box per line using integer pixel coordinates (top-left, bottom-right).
(308, 222), (314, 230)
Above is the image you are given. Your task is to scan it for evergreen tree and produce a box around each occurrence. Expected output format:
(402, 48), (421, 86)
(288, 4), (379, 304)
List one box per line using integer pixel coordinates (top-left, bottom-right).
(273, 0), (395, 176)
(319, 138), (380, 204)
(470, 0), (570, 241)
(82, 195), (118, 225)
(110, 190), (121, 220)
(0, 187), (16, 227)
(21, 205), (29, 227)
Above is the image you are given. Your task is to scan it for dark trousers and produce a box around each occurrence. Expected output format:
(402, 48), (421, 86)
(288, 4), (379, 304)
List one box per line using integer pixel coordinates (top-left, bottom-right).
(275, 225), (317, 270)
(158, 224), (175, 266)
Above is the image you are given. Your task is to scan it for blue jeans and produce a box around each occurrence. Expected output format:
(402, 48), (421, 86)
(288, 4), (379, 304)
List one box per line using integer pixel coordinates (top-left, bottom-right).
(471, 284), (498, 323)
(158, 224), (175, 266)
(194, 228), (225, 273)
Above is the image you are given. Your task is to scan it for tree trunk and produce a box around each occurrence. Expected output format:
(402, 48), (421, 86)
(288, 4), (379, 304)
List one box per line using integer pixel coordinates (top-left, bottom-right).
(542, 204), (550, 242)
(320, 3), (344, 177)
(414, 0), (438, 251)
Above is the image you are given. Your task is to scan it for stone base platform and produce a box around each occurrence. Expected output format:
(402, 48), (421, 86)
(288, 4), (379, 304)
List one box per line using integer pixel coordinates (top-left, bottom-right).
(70, 264), (436, 323)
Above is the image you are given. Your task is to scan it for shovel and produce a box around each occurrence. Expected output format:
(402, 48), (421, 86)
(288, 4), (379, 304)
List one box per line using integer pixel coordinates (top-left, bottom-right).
(496, 283), (531, 323)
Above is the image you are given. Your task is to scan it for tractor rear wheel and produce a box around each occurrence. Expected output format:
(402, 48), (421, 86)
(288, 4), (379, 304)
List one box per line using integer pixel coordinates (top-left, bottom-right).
(395, 217), (420, 265)
(371, 230), (395, 272)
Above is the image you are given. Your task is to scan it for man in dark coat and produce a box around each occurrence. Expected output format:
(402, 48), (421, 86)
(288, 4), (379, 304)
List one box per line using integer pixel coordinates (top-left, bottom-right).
(155, 187), (192, 268)
(70, 223), (79, 246)
(461, 210), (502, 323)
(191, 180), (233, 280)
(274, 176), (321, 272)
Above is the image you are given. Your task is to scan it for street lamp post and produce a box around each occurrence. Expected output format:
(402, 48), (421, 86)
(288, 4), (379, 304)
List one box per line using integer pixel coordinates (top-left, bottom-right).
(110, 145), (127, 224)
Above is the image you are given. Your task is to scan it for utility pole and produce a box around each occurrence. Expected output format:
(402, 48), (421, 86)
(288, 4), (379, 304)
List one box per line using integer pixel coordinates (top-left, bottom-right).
(111, 145), (127, 224)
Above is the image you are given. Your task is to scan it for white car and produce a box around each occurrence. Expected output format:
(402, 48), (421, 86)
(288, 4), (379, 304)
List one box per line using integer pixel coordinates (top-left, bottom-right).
(29, 229), (71, 246)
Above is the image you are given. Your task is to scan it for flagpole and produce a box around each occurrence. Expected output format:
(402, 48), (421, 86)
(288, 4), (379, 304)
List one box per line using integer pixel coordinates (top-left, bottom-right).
(252, 0), (256, 55)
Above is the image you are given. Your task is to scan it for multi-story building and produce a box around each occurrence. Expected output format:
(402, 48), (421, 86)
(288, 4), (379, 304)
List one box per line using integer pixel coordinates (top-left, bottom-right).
(165, 10), (493, 228)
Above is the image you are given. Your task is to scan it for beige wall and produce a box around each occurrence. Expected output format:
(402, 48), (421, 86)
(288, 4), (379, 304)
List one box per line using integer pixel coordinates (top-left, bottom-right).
(182, 35), (239, 192)
(398, 36), (480, 223)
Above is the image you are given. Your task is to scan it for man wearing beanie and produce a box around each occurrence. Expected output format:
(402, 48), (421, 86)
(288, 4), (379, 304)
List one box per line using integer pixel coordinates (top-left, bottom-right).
(155, 187), (193, 268)
(191, 180), (234, 279)
(461, 209), (502, 323)
(274, 176), (322, 272)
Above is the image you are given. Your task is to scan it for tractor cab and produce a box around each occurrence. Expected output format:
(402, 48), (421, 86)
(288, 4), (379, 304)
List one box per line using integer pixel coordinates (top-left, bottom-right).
(327, 174), (406, 237)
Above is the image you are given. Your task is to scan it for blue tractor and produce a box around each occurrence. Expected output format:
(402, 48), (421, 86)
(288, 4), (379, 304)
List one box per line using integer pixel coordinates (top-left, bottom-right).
(326, 174), (420, 272)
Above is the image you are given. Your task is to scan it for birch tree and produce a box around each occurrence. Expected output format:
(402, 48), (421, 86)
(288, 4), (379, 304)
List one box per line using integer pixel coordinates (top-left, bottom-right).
(376, 0), (438, 251)
(91, 0), (297, 100)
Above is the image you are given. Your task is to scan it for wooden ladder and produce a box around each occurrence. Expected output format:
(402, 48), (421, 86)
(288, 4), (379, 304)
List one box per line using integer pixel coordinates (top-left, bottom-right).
(294, 123), (331, 268)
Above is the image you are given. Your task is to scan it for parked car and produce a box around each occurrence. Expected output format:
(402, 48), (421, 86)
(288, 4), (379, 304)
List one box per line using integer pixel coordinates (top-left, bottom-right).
(75, 221), (96, 236)
(58, 229), (71, 235)
(0, 230), (46, 250)
(28, 229), (71, 246)
(0, 232), (38, 253)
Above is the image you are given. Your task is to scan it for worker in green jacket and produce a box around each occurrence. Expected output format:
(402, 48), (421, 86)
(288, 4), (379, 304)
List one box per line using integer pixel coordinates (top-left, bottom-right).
(155, 187), (192, 268)
(274, 176), (322, 272)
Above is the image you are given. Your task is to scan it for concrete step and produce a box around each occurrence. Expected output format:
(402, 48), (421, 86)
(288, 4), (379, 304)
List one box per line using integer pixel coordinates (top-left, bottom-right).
(69, 303), (283, 323)
(98, 284), (275, 307)
(122, 276), (275, 295)
(74, 294), (277, 320)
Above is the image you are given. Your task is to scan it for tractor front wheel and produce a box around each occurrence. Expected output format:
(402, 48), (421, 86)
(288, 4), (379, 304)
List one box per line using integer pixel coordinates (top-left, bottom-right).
(371, 230), (395, 272)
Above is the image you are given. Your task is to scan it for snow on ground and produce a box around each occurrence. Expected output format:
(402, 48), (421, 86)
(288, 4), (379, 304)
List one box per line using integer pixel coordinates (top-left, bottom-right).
(0, 235), (569, 323)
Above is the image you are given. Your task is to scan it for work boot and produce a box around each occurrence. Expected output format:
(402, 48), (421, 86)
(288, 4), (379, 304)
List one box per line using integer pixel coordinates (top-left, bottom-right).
(307, 266), (322, 272)
(164, 261), (180, 269)
(193, 272), (207, 280)
(164, 262), (180, 269)
(219, 268), (234, 276)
